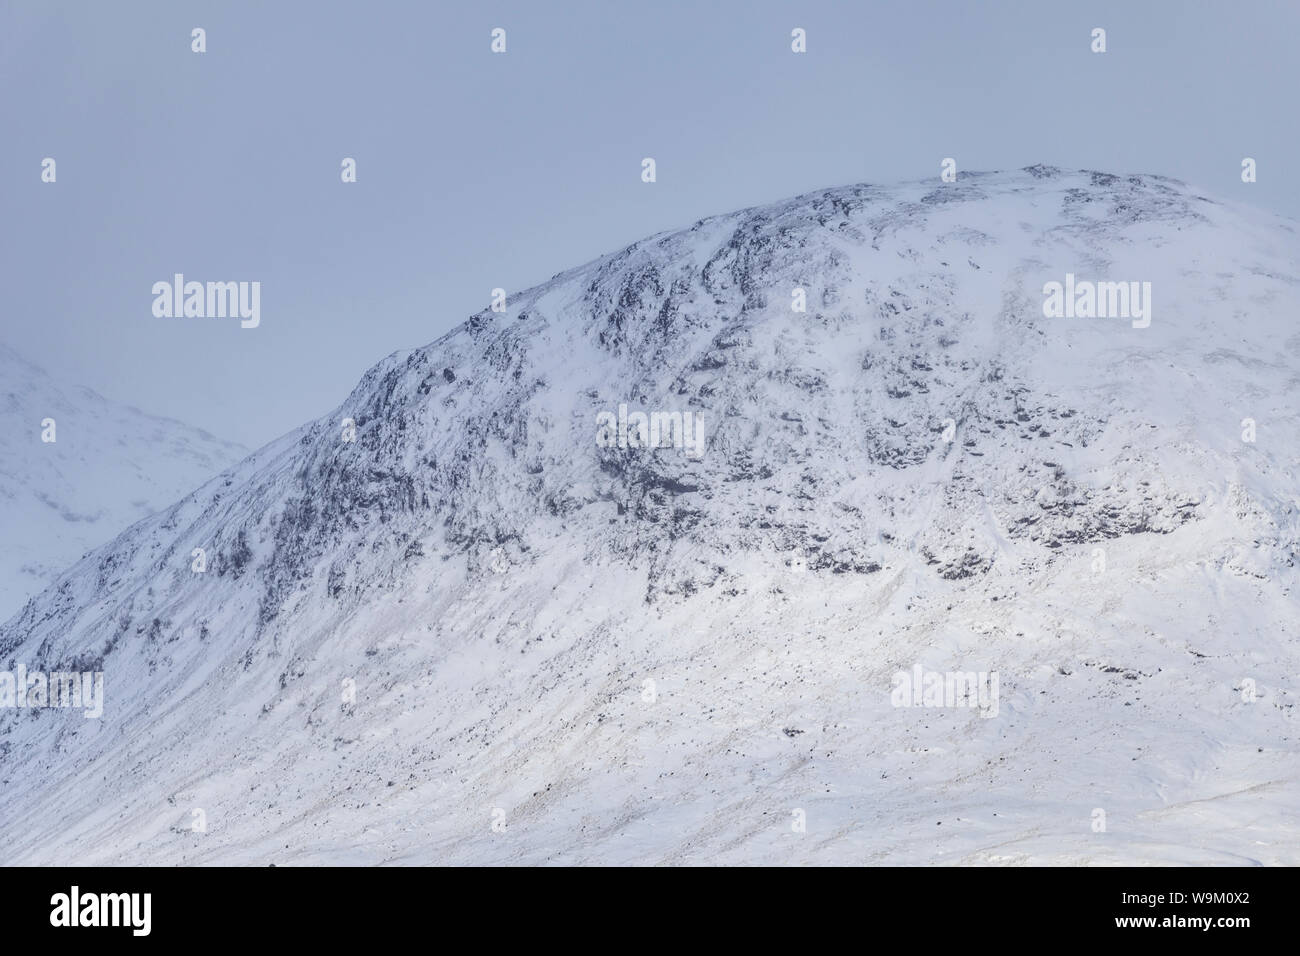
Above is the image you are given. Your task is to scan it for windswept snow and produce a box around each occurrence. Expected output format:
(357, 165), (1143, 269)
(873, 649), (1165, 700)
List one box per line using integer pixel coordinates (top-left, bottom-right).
(1, 169), (1297, 865)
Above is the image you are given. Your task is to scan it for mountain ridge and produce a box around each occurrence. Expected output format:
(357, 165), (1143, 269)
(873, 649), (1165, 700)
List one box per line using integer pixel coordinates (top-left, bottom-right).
(2, 167), (1297, 864)
(0, 345), (247, 621)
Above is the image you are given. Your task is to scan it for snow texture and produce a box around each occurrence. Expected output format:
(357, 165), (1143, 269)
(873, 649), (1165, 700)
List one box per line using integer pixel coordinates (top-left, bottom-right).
(1, 168), (1298, 865)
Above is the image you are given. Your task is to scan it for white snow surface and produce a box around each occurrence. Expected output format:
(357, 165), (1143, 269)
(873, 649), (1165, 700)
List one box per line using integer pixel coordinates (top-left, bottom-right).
(0, 346), (246, 621)
(1, 168), (1298, 865)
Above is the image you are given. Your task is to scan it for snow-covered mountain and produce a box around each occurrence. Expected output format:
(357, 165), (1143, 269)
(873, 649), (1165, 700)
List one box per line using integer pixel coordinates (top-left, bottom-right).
(2, 168), (1297, 865)
(0, 346), (246, 621)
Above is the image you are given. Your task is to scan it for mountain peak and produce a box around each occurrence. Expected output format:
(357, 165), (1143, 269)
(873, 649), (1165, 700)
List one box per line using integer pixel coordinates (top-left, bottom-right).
(2, 172), (1297, 865)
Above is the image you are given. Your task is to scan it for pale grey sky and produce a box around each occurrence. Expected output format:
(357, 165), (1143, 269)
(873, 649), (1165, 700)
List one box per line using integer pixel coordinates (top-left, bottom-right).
(2, 0), (1297, 447)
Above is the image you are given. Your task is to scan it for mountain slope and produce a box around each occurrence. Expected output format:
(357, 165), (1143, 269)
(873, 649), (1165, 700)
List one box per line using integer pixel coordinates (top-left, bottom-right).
(0, 346), (246, 620)
(1, 168), (1298, 865)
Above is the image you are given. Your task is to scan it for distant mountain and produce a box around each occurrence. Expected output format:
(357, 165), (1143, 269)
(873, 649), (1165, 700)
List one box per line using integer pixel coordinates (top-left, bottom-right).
(0, 345), (246, 619)
(2, 169), (1297, 864)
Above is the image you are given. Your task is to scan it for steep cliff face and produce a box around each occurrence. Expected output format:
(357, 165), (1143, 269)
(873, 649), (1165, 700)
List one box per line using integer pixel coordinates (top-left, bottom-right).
(2, 168), (1297, 864)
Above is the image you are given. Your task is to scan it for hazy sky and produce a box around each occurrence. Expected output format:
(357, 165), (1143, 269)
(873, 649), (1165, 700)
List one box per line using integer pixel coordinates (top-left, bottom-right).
(3, 0), (1297, 448)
